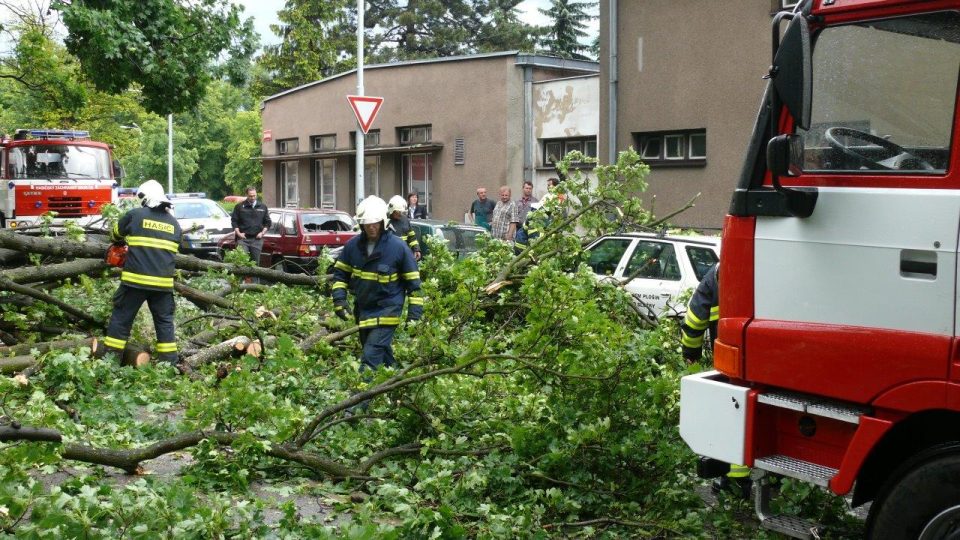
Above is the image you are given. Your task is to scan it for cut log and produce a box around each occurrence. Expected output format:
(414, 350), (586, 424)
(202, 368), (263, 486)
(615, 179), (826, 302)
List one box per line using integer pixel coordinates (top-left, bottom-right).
(300, 327), (330, 352)
(187, 320), (242, 347)
(0, 355), (35, 374)
(183, 336), (252, 369)
(121, 346), (152, 368)
(215, 283), (270, 297)
(0, 328), (19, 346)
(0, 232), (323, 287)
(0, 337), (97, 358)
(0, 258), (108, 285)
(0, 247), (25, 266)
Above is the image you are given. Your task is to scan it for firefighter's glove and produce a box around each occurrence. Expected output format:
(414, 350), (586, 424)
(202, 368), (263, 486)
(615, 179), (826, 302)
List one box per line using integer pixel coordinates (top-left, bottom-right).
(334, 305), (349, 321)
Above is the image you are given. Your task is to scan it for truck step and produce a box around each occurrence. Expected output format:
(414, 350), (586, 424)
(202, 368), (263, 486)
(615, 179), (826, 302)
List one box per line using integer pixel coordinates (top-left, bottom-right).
(753, 454), (837, 487)
(760, 513), (821, 539)
(757, 390), (869, 424)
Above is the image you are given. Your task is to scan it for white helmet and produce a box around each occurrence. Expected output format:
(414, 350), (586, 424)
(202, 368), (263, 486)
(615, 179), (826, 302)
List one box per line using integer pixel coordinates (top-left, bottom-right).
(354, 196), (388, 226)
(137, 179), (170, 209)
(387, 195), (408, 216)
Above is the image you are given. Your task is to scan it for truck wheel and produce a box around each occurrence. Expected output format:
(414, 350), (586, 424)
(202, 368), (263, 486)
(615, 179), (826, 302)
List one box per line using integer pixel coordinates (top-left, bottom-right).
(866, 452), (960, 539)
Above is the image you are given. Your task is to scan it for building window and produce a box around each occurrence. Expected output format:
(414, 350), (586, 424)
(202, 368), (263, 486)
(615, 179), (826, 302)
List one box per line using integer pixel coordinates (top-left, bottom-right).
(364, 155), (380, 197)
(634, 129), (707, 167)
(541, 136), (598, 166)
(278, 138), (299, 155)
(351, 130), (380, 148)
(399, 125), (431, 145)
(314, 159), (335, 209)
(312, 134), (336, 152)
(280, 161), (299, 207)
(402, 154), (432, 211)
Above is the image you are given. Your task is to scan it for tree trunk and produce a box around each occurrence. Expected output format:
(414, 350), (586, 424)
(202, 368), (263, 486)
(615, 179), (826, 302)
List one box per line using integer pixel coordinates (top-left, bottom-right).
(173, 282), (234, 310)
(0, 258), (108, 285)
(183, 336), (252, 369)
(121, 346), (152, 368)
(0, 355), (35, 374)
(0, 337), (97, 358)
(0, 278), (104, 328)
(0, 232), (323, 287)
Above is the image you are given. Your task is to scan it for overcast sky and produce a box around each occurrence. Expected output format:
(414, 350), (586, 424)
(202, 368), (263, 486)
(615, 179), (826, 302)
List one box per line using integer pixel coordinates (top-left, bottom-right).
(231, 0), (597, 48)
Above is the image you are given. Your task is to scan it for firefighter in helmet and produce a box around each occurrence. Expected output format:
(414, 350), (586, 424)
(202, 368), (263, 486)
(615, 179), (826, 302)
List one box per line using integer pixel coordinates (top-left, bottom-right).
(331, 196), (423, 372)
(386, 195), (421, 261)
(99, 179), (182, 364)
(680, 262), (751, 498)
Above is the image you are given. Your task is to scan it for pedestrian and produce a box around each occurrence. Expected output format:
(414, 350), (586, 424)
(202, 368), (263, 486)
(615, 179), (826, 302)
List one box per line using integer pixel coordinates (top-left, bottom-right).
(332, 196), (423, 373)
(99, 179), (182, 364)
(516, 180), (539, 224)
(468, 187), (496, 231)
(490, 185), (520, 242)
(407, 192), (428, 219)
(230, 186), (271, 272)
(678, 263), (750, 498)
(387, 195), (421, 261)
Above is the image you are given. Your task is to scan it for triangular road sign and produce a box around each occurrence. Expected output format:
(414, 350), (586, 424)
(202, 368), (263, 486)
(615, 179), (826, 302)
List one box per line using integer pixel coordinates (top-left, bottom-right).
(347, 95), (384, 134)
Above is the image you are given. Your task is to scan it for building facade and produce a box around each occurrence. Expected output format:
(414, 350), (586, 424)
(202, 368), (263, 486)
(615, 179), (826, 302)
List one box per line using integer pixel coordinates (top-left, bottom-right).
(260, 52), (598, 222)
(600, 0), (792, 228)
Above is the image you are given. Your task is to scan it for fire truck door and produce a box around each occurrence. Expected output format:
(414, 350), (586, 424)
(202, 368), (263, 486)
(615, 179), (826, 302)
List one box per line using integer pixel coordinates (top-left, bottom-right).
(745, 12), (960, 402)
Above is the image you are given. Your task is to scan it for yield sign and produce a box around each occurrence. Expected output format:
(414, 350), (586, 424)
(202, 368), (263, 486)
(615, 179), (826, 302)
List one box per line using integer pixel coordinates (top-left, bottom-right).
(347, 95), (384, 134)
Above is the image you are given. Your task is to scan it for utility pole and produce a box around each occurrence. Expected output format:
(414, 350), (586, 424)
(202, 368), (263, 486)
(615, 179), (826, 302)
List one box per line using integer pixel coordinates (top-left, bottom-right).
(355, 0), (365, 207)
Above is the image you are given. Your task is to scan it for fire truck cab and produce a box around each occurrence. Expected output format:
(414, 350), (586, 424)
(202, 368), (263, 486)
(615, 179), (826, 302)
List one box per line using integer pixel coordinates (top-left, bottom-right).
(0, 129), (120, 229)
(679, 1), (960, 538)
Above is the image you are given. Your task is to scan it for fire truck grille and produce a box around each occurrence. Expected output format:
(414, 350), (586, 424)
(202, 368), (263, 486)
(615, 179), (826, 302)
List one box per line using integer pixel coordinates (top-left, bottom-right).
(48, 197), (85, 217)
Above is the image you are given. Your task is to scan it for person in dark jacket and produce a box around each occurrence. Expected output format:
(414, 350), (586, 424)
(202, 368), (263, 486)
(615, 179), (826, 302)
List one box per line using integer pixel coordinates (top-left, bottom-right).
(332, 196), (423, 371)
(406, 192), (428, 219)
(387, 195), (421, 261)
(680, 263), (719, 362)
(230, 186), (271, 266)
(100, 179), (182, 364)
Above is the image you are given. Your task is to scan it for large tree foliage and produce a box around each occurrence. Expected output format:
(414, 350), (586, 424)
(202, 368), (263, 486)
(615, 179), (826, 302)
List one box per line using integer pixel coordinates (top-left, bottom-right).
(539, 0), (597, 60)
(223, 110), (262, 195)
(251, 0), (352, 99)
(51, 0), (254, 115)
(254, 0), (539, 97)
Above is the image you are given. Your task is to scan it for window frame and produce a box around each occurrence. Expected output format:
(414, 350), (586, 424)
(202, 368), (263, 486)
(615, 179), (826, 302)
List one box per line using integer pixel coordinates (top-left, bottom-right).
(634, 129), (707, 167)
(314, 159), (336, 209)
(277, 138), (299, 155)
(540, 136), (598, 168)
(399, 125), (432, 145)
(312, 134), (336, 152)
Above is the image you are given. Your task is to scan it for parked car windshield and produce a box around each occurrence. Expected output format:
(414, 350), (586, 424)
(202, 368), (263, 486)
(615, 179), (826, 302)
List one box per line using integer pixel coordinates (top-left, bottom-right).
(302, 213), (354, 232)
(173, 200), (230, 220)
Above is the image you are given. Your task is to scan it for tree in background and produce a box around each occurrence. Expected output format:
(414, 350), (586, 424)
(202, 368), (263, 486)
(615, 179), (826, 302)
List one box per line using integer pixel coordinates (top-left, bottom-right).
(252, 0), (352, 99)
(538, 0), (597, 60)
(121, 115), (199, 191)
(254, 0), (539, 97)
(223, 110), (263, 196)
(52, 0), (254, 115)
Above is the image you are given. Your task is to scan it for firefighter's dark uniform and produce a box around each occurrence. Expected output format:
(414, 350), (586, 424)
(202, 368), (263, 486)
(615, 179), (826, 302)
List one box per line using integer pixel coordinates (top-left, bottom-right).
(679, 263), (750, 494)
(103, 206), (182, 363)
(331, 229), (423, 370)
(680, 264), (719, 361)
(388, 215), (420, 258)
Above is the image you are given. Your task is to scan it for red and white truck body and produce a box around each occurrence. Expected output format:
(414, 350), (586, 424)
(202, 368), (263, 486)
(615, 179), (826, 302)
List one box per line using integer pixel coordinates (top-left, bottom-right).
(679, 1), (960, 538)
(0, 129), (119, 229)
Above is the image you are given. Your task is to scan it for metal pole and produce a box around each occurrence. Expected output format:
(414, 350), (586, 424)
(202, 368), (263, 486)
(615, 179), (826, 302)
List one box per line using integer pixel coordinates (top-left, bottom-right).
(355, 0), (365, 206)
(167, 114), (174, 193)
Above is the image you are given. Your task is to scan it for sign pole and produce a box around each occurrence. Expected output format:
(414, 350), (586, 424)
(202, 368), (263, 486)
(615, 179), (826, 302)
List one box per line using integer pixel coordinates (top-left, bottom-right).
(167, 114), (173, 194)
(355, 0), (365, 206)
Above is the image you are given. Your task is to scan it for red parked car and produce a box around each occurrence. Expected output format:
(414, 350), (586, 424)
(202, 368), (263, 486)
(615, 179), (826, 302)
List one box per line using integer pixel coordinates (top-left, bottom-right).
(218, 208), (357, 273)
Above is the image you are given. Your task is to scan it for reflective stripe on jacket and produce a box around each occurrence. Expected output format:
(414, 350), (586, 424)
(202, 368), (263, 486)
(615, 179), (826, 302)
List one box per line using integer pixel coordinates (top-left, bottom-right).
(680, 264), (719, 360)
(112, 206), (182, 291)
(388, 216), (420, 254)
(331, 229), (423, 326)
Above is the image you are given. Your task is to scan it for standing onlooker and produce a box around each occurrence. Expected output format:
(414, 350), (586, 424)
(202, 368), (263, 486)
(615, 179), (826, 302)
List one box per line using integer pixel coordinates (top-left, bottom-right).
(516, 180), (539, 224)
(468, 187), (496, 231)
(231, 186), (272, 267)
(407, 192), (428, 219)
(490, 185), (519, 242)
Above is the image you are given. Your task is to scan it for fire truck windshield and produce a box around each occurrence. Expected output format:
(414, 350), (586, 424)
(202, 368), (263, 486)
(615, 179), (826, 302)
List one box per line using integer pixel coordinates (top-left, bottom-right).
(8, 144), (110, 180)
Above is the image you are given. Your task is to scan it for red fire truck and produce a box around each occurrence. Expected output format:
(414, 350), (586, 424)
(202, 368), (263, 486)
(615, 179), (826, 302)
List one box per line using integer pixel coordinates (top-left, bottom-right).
(679, 1), (960, 538)
(0, 129), (120, 229)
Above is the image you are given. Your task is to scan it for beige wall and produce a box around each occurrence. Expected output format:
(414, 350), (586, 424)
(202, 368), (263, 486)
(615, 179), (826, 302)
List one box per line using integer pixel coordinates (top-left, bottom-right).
(600, 0), (773, 228)
(533, 75), (599, 197)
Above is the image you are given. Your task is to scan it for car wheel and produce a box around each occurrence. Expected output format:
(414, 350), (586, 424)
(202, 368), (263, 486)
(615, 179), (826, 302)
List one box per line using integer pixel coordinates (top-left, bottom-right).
(866, 450), (960, 539)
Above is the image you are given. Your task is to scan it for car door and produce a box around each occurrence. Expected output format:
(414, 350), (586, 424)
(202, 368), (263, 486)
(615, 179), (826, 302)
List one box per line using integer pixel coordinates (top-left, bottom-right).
(621, 240), (684, 317)
(260, 211), (283, 266)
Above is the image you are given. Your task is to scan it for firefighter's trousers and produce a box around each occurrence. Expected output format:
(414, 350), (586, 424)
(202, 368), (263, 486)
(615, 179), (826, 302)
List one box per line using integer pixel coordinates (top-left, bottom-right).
(359, 326), (397, 372)
(103, 284), (178, 364)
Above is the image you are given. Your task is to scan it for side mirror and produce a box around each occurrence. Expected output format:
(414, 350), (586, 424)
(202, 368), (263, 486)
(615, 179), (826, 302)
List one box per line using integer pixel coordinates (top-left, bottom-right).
(771, 13), (812, 130)
(766, 134), (804, 177)
(112, 159), (125, 180)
